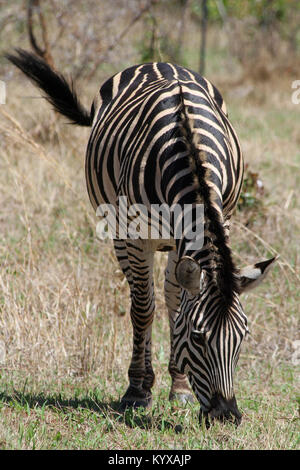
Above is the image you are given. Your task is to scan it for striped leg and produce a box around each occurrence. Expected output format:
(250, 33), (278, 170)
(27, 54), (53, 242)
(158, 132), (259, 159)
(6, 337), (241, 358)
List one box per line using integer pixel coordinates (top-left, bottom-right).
(115, 240), (155, 409)
(113, 239), (133, 289)
(164, 250), (194, 403)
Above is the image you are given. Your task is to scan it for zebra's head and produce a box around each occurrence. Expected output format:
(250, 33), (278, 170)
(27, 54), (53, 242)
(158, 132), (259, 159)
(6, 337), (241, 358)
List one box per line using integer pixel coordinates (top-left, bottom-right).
(174, 255), (278, 427)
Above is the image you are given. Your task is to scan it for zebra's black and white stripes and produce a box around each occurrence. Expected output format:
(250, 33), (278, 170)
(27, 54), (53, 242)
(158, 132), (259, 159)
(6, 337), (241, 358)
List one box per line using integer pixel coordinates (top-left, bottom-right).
(7, 50), (277, 426)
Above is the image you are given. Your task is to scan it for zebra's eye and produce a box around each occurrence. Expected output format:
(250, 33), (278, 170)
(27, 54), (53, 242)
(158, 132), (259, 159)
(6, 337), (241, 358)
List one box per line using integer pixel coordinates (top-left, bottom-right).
(191, 330), (206, 348)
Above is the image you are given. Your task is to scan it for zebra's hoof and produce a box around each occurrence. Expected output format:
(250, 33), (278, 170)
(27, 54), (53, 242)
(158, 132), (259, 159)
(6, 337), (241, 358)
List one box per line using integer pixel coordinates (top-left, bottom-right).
(199, 410), (211, 429)
(169, 391), (195, 404)
(120, 387), (152, 411)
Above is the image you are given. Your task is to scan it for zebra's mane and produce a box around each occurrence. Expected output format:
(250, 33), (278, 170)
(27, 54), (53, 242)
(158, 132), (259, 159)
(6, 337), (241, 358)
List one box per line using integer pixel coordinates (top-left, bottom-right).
(178, 88), (240, 307)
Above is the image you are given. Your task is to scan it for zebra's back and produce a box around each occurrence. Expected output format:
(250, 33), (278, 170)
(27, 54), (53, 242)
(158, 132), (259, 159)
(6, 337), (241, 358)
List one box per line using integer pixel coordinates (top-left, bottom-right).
(86, 62), (243, 223)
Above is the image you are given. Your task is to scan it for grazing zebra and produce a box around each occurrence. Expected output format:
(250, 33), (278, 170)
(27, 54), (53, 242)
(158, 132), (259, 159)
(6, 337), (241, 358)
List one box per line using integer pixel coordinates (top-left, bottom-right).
(6, 49), (277, 426)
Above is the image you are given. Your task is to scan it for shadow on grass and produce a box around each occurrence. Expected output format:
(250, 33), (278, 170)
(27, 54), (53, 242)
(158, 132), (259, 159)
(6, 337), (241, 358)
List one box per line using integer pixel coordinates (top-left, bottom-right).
(0, 390), (178, 432)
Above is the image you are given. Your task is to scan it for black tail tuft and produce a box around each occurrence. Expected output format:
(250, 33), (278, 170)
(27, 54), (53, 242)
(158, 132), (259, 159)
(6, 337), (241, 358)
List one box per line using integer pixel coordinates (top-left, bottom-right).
(5, 49), (93, 127)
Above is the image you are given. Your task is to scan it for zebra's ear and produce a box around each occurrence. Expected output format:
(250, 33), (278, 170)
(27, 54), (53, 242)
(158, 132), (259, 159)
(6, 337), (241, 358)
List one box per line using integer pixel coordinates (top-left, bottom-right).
(175, 256), (201, 294)
(239, 256), (279, 293)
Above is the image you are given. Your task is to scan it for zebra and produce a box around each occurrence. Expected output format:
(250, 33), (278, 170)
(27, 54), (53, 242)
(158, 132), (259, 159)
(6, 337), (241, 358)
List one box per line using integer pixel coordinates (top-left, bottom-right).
(6, 49), (277, 426)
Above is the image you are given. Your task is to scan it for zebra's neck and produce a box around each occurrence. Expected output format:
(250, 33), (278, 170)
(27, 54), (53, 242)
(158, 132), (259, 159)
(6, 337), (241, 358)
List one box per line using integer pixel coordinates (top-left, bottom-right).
(167, 102), (239, 307)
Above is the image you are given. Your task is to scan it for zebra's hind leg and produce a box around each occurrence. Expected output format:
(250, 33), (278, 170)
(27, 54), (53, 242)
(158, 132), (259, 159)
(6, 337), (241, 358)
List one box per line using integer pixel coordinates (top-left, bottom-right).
(164, 250), (194, 404)
(114, 240), (155, 410)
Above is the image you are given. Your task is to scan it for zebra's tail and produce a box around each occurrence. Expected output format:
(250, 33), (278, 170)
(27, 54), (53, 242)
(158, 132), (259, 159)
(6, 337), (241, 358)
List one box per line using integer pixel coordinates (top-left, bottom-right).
(5, 49), (93, 127)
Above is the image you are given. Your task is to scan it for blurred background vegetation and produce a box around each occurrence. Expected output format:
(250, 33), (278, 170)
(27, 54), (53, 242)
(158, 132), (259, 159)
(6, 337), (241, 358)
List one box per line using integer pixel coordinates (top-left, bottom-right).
(1, 0), (299, 80)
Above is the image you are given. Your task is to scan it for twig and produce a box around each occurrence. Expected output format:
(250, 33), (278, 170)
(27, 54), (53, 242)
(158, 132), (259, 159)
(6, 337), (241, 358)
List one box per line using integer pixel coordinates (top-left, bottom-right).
(199, 0), (208, 76)
(27, 0), (55, 68)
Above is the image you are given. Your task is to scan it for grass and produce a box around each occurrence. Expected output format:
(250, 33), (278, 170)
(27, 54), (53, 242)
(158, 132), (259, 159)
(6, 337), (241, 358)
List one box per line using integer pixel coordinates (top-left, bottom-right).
(0, 1), (299, 450)
(0, 364), (298, 450)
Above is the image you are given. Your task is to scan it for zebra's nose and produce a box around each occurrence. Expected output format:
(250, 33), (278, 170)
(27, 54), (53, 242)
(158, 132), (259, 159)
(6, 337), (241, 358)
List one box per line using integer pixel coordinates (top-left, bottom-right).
(209, 393), (242, 426)
(199, 393), (242, 427)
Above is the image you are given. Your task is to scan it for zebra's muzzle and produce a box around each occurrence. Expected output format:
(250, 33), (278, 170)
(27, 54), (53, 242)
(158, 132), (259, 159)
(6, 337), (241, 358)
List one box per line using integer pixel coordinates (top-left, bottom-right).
(199, 394), (242, 428)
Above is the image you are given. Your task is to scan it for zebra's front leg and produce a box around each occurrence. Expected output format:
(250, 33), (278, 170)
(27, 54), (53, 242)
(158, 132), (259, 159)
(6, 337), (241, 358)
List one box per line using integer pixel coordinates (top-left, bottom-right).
(164, 250), (194, 404)
(120, 242), (155, 410)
